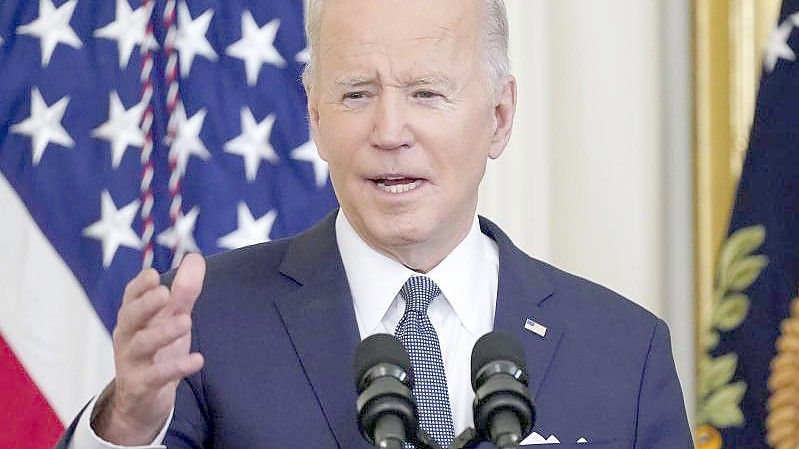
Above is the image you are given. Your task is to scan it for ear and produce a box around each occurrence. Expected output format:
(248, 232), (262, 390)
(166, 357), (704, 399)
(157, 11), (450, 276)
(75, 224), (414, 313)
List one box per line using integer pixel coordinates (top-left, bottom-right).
(306, 85), (327, 162)
(488, 75), (517, 160)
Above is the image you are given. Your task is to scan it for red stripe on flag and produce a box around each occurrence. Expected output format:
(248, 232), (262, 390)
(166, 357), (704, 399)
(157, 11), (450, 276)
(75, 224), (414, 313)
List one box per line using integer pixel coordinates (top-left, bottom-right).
(0, 334), (64, 448)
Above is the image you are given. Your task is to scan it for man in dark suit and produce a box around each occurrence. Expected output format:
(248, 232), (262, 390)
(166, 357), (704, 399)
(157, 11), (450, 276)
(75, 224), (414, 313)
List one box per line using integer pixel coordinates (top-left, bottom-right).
(57, 0), (693, 447)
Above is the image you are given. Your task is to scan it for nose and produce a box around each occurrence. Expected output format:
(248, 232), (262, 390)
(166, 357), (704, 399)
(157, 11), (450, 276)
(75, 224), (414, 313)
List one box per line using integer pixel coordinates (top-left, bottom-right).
(369, 90), (414, 151)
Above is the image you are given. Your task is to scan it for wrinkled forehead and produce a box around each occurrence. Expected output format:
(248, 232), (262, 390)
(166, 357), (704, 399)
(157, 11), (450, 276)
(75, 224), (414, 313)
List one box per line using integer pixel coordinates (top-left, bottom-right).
(315, 0), (481, 80)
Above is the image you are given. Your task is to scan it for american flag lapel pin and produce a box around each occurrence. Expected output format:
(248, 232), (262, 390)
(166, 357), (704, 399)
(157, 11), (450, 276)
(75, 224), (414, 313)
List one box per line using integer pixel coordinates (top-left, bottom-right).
(524, 318), (547, 338)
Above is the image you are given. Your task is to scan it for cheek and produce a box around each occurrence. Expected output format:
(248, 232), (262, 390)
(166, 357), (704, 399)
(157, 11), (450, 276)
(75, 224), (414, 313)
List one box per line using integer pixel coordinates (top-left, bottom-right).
(317, 115), (361, 166)
(421, 116), (493, 173)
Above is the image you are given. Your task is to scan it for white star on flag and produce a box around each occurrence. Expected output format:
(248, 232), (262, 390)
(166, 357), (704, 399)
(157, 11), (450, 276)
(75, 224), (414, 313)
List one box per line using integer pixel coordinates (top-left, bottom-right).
(175, 2), (217, 78)
(291, 140), (328, 188)
(765, 19), (796, 73)
(217, 202), (277, 250)
(92, 91), (147, 169)
(82, 191), (142, 268)
(224, 107), (278, 182)
(0, 2), (339, 441)
(94, 0), (157, 69)
(16, 0), (82, 66)
(11, 87), (74, 165)
(169, 102), (211, 175)
(225, 11), (286, 86)
(295, 46), (310, 64)
(157, 206), (201, 267)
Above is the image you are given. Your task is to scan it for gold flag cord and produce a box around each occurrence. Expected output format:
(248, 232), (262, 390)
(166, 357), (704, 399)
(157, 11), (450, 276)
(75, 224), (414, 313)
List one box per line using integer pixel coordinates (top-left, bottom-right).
(767, 292), (799, 449)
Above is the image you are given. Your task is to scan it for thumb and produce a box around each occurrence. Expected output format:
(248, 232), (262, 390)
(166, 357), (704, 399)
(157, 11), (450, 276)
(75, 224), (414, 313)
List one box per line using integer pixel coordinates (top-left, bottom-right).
(169, 253), (206, 316)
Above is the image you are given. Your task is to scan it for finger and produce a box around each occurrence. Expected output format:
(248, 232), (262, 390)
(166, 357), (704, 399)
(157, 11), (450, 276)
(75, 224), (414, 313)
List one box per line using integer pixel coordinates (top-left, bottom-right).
(116, 285), (170, 337)
(127, 315), (192, 361)
(169, 253), (205, 316)
(122, 268), (160, 304)
(145, 352), (204, 389)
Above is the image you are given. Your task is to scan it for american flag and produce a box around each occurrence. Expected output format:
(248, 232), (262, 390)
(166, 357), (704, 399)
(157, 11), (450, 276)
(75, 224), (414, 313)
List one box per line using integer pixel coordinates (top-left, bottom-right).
(0, 1), (336, 446)
(695, 0), (799, 448)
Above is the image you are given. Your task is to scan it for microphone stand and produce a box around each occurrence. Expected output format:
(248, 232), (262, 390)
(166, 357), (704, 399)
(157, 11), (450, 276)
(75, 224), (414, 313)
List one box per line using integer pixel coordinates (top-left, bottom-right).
(406, 426), (489, 449)
(413, 428), (443, 449)
(450, 428), (483, 449)
(405, 428), (485, 449)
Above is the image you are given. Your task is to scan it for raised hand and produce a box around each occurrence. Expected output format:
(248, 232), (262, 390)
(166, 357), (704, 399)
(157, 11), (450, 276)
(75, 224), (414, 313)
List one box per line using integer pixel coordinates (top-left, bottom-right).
(92, 253), (206, 445)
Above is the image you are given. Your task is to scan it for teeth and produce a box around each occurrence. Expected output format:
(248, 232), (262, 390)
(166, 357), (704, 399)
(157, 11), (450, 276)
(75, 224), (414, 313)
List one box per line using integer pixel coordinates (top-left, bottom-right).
(377, 180), (422, 194)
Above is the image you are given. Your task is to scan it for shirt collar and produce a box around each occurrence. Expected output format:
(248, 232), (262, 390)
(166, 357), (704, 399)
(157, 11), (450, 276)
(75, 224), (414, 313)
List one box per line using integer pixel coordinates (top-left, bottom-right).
(336, 211), (490, 337)
(425, 217), (490, 336)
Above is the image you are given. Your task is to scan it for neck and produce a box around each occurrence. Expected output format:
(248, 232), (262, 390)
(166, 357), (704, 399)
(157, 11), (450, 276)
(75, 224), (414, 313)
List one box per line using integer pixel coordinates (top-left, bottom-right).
(348, 212), (475, 273)
(383, 232), (469, 273)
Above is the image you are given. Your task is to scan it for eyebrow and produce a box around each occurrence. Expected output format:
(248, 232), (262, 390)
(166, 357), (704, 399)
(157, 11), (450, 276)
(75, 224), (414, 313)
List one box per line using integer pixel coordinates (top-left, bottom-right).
(334, 74), (455, 90)
(334, 76), (375, 88)
(407, 75), (455, 90)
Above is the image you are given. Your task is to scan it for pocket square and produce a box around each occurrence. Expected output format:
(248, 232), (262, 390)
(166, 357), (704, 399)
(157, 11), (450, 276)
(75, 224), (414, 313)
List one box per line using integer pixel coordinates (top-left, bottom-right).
(521, 432), (595, 445)
(521, 431), (560, 445)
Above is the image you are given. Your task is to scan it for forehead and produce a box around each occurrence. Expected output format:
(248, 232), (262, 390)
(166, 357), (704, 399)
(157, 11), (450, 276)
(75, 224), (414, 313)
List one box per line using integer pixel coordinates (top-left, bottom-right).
(316, 0), (481, 79)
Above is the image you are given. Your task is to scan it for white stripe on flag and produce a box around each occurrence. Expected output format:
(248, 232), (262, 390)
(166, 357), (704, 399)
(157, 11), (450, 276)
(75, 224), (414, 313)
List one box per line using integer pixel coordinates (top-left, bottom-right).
(0, 174), (114, 424)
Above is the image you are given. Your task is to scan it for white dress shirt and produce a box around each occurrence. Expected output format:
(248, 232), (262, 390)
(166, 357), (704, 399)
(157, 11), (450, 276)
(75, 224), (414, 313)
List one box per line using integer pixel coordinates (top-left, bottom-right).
(337, 212), (499, 435)
(70, 211), (499, 448)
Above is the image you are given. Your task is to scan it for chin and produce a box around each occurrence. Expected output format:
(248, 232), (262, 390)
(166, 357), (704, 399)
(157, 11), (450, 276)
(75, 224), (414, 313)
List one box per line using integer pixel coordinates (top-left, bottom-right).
(372, 217), (432, 247)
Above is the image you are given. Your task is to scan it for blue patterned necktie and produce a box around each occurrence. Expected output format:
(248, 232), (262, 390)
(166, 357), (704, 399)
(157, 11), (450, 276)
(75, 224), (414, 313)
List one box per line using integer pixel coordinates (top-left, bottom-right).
(395, 276), (456, 449)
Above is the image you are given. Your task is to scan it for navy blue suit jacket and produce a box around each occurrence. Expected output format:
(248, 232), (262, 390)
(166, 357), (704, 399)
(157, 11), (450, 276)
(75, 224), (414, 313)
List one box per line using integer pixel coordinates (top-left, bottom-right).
(57, 211), (692, 448)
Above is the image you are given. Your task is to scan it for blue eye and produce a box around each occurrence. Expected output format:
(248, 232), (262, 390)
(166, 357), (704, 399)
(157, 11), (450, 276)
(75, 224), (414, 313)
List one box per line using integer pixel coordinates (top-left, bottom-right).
(414, 90), (441, 99)
(343, 91), (368, 100)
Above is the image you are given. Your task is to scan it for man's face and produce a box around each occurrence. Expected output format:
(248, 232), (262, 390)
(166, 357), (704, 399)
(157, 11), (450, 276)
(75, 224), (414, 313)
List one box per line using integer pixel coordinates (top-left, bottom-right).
(308, 0), (515, 266)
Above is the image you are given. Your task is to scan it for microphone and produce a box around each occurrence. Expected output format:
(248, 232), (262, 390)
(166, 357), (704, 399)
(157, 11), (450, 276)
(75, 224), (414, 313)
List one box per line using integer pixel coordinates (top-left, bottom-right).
(354, 333), (419, 449)
(470, 332), (535, 449)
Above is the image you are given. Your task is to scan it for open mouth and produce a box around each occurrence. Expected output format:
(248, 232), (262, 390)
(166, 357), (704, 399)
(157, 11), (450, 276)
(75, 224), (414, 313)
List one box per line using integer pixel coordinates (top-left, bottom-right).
(372, 177), (423, 194)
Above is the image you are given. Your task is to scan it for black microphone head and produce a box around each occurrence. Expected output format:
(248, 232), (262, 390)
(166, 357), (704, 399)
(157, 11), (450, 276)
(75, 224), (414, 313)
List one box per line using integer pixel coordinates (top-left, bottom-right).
(471, 331), (529, 390)
(354, 333), (413, 392)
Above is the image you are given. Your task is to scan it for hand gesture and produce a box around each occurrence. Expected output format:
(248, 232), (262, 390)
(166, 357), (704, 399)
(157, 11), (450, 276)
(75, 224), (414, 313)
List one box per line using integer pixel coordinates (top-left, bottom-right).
(93, 253), (206, 445)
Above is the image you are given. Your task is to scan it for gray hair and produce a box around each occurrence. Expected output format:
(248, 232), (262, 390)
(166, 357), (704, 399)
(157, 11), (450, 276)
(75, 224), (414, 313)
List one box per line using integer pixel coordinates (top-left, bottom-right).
(301, 0), (510, 95)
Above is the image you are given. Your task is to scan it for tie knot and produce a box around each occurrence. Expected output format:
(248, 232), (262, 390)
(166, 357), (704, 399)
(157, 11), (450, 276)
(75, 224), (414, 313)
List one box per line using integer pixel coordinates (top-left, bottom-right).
(400, 276), (441, 313)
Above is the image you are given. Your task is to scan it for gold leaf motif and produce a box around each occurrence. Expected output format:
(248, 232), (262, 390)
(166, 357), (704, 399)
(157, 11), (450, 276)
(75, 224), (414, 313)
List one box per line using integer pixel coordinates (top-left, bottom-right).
(704, 354), (739, 393)
(727, 255), (768, 291)
(705, 382), (747, 427)
(696, 225), (767, 438)
(698, 356), (713, 398)
(712, 294), (750, 331)
(709, 406), (745, 429)
(705, 331), (720, 351)
(717, 226), (766, 287)
(767, 294), (799, 449)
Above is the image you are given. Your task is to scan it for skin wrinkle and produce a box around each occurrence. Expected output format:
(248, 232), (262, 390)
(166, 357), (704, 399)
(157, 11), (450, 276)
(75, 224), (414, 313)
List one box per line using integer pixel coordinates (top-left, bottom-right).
(304, 0), (509, 100)
(306, 0), (516, 271)
(324, 31), (482, 111)
(333, 75), (459, 103)
(327, 64), (469, 113)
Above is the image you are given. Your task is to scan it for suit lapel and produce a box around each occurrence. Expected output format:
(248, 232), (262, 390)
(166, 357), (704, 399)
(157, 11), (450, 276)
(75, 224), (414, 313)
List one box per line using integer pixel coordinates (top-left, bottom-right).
(272, 213), (564, 448)
(480, 217), (564, 399)
(273, 211), (372, 449)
